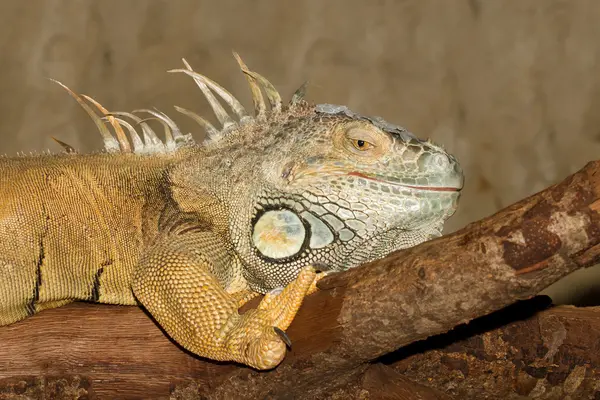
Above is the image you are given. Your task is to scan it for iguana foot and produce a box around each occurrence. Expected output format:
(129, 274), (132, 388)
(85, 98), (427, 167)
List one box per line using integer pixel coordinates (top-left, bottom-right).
(134, 235), (319, 371)
(224, 266), (317, 369)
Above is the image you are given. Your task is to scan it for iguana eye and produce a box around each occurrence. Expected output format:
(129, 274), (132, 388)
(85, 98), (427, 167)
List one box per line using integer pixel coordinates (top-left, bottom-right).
(347, 128), (377, 153)
(337, 124), (390, 158)
(351, 139), (373, 151)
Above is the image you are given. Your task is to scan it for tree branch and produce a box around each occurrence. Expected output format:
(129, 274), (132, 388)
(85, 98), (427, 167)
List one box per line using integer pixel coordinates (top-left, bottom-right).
(1, 161), (599, 399)
(390, 299), (600, 399)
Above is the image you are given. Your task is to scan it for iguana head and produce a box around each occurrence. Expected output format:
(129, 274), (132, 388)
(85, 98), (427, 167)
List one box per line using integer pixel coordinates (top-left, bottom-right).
(231, 102), (463, 291)
(175, 55), (464, 291)
(55, 53), (463, 293)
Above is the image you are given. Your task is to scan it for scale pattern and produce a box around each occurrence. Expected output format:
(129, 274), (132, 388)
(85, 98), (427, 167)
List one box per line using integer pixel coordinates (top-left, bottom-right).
(0, 53), (463, 369)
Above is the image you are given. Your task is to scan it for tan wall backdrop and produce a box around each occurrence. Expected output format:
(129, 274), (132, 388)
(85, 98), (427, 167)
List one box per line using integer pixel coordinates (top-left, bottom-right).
(1, 0), (599, 304)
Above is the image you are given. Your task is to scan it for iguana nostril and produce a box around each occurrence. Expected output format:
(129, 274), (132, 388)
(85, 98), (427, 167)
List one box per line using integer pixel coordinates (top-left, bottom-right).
(432, 154), (450, 169)
(417, 152), (450, 171)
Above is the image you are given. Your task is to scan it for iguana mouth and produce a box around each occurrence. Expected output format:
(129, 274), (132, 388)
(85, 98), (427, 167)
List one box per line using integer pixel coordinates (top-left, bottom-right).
(293, 168), (462, 192)
(348, 172), (462, 192)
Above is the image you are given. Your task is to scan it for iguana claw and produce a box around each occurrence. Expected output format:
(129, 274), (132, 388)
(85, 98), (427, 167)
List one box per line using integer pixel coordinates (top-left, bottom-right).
(273, 326), (292, 348)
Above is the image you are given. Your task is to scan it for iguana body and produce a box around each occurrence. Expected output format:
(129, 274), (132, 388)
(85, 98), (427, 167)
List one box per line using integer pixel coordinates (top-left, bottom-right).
(0, 153), (178, 316)
(0, 54), (463, 370)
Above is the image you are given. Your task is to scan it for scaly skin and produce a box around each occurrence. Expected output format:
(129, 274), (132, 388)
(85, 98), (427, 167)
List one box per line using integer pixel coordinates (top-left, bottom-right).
(0, 54), (463, 369)
(0, 154), (178, 320)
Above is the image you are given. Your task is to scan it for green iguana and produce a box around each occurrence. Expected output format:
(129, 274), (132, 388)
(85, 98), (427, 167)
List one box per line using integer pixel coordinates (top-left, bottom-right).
(0, 53), (463, 370)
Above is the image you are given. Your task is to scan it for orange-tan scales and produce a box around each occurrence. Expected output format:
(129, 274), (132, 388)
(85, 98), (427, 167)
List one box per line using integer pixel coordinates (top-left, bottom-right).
(0, 53), (463, 370)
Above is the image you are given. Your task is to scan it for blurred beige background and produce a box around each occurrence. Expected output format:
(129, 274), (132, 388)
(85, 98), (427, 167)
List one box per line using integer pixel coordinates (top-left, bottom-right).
(0, 0), (598, 304)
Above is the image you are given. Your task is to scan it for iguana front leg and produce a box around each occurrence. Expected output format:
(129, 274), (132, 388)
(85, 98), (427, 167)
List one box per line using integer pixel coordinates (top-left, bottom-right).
(131, 232), (317, 370)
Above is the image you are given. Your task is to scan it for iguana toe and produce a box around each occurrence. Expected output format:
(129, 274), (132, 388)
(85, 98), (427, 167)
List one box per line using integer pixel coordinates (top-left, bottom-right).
(244, 327), (287, 370)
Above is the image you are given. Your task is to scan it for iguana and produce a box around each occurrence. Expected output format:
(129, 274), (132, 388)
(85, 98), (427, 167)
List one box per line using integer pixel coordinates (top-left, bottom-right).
(0, 53), (463, 370)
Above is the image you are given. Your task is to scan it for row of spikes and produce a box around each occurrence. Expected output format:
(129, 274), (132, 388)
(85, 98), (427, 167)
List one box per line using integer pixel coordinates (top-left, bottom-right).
(51, 52), (308, 154)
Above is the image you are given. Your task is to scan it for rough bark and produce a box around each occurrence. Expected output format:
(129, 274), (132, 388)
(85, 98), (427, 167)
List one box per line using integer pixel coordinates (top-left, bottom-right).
(1, 161), (600, 399)
(390, 298), (600, 400)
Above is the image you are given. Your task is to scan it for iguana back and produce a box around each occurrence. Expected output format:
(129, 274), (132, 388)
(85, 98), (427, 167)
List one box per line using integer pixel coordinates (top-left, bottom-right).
(0, 153), (178, 322)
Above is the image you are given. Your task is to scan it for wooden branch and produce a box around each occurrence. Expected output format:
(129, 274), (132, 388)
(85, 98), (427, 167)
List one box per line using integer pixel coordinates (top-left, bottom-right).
(1, 161), (600, 399)
(390, 299), (600, 399)
(333, 363), (454, 400)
